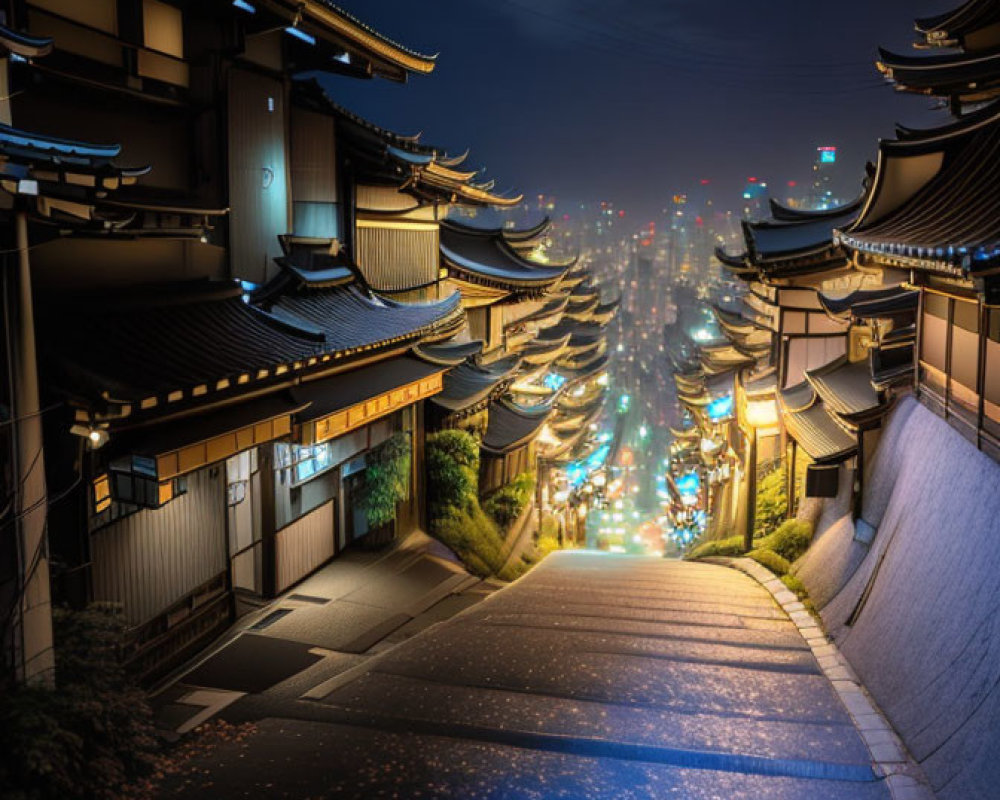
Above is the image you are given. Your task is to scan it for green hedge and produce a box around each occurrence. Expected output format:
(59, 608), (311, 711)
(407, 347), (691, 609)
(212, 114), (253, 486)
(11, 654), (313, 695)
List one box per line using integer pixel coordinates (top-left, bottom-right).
(482, 472), (535, 530)
(426, 430), (508, 578)
(754, 466), (788, 537)
(686, 534), (745, 560)
(755, 519), (814, 562)
(747, 548), (791, 576)
(686, 519), (814, 565)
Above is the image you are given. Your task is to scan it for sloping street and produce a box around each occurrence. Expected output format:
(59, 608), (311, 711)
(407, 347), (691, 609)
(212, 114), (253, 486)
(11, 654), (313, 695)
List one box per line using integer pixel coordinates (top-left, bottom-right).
(158, 552), (888, 799)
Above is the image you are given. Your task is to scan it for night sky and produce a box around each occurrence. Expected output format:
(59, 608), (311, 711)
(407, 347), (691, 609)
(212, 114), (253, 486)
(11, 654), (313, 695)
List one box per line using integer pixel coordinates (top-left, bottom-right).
(321, 0), (953, 222)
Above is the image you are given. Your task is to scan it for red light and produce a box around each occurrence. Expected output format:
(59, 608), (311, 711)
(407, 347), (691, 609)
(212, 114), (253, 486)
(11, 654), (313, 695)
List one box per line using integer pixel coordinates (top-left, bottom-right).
(562, 213), (570, 220)
(748, 177), (758, 183)
(700, 179), (711, 186)
(695, 216), (703, 227)
(618, 210), (625, 217)
(640, 238), (652, 247)
(787, 181), (797, 187)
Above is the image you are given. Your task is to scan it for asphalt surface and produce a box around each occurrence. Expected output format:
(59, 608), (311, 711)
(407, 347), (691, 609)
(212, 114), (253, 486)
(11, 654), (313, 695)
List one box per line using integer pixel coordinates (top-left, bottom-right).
(157, 551), (888, 799)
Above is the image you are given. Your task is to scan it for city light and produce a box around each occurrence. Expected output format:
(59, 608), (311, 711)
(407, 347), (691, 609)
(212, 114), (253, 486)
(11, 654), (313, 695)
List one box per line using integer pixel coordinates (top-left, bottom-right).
(544, 373), (567, 391)
(707, 393), (734, 421)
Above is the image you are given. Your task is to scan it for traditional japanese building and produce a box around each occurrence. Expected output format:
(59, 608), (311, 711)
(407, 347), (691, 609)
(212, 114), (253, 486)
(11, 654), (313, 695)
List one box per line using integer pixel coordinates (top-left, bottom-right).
(878, 0), (1000, 113)
(439, 218), (571, 355)
(697, 188), (917, 541)
(0, 0), (521, 684)
(835, 97), (1000, 459)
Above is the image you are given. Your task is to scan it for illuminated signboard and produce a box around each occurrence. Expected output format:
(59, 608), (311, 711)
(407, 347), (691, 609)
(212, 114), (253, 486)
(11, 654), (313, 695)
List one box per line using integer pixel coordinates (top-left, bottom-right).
(818, 146), (837, 164)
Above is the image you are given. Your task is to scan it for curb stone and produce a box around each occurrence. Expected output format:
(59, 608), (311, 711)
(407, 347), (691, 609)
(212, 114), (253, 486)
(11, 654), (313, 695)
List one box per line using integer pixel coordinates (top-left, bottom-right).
(712, 556), (937, 800)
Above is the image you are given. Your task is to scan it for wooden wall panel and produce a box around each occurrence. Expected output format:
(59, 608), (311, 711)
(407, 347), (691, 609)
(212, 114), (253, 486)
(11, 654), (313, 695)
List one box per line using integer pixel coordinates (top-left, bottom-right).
(30, 0), (118, 33)
(291, 108), (337, 203)
(228, 68), (289, 282)
(355, 223), (438, 291)
(921, 313), (948, 372)
(275, 500), (335, 593)
(90, 468), (227, 626)
(356, 185), (421, 212)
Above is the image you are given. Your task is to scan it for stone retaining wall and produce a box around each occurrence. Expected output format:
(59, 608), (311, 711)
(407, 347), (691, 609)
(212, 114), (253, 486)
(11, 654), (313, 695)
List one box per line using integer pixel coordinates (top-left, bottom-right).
(795, 395), (1000, 800)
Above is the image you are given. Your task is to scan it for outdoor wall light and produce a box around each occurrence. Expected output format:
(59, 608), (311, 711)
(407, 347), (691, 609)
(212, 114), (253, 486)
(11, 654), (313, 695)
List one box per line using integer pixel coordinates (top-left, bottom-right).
(70, 424), (109, 450)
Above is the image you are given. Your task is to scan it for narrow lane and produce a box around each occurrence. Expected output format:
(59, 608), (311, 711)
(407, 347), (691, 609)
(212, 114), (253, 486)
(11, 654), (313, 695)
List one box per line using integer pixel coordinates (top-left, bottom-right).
(160, 552), (888, 799)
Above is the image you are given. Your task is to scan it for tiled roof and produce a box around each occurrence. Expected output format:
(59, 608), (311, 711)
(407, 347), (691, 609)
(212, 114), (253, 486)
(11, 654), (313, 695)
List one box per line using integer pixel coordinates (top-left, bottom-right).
(440, 221), (568, 289)
(412, 340), (485, 366)
(432, 356), (520, 412)
(805, 357), (881, 418)
(837, 119), (1000, 273)
(779, 383), (857, 464)
(916, 0), (1000, 42)
(37, 281), (322, 407)
(482, 400), (552, 455)
(817, 286), (913, 316)
(0, 23), (52, 58)
(293, 356), (444, 422)
(264, 282), (464, 353)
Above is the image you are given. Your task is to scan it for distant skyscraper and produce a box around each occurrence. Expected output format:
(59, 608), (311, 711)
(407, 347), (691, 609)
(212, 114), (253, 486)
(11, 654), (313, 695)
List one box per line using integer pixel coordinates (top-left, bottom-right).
(811, 146), (838, 209)
(741, 177), (769, 221)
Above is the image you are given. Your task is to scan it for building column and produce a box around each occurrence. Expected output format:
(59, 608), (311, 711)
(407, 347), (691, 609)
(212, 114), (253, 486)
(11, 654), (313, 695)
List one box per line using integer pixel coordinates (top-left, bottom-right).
(787, 439), (798, 519)
(258, 445), (278, 599)
(743, 429), (757, 552)
(5, 209), (54, 684)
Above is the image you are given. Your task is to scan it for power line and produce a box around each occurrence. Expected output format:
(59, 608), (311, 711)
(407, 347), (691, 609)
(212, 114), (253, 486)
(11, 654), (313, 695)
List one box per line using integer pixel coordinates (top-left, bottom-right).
(491, 0), (890, 95)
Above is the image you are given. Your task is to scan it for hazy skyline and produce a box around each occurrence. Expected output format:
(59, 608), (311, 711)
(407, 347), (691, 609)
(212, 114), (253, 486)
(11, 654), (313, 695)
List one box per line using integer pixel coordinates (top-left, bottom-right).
(322, 0), (952, 221)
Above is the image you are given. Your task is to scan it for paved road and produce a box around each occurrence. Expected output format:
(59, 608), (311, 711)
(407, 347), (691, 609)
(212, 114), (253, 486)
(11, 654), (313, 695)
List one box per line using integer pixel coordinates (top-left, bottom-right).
(157, 552), (889, 799)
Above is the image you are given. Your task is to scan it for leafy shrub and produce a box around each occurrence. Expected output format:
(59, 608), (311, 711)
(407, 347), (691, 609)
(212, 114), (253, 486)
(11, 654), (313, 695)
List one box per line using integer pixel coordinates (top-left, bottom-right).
(426, 430), (479, 516)
(754, 466), (788, 537)
(497, 558), (530, 582)
(747, 548), (791, 576)
(429, 504), (505, 578)
(363, 432), (411, 528)
(756, 519), (814, 562)
(686, 533), (745, 560)
(0, 605), (159, 800)
(482, 472), (535, 530)
(535, 535), (561, 559)
(781, 574), (807, 597)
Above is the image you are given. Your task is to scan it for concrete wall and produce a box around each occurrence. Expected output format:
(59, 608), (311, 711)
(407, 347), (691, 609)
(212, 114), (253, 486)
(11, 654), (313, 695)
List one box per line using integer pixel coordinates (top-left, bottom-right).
(793, 460), (864, 610)
(795, 396), (1000, 800)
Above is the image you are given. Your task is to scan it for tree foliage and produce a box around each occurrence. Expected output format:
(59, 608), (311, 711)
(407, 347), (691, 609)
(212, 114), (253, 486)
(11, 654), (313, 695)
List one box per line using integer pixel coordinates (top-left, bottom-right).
(482, 471), (536, 530)
(426, 429), (479, 517)
(363, 432), (411, 529)
(754, 465), (789, 537)
(0, 604), (159, 800)
(425, 430), (509, 577)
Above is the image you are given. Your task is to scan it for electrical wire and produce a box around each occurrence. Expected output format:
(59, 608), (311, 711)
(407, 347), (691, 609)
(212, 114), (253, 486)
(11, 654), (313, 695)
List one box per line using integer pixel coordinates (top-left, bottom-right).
(489, 0), (893, 96)
(0, 400), (63, 429)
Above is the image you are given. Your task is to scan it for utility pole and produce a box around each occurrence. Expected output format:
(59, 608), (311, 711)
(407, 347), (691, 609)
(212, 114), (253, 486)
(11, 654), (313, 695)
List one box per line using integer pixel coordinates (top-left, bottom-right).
(4, 207), (55, 685)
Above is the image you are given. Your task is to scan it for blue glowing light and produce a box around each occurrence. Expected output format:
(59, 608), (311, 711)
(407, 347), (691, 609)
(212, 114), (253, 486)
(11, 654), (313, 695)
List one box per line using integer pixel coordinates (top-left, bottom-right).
(676, 471), (701, 497)
(707, 393), (734, 421)
(585, 445), (611, 471)
(819, 148), (837, 163)
(232, 0), (256, 12)
(285, 26), (316, 45)
(544, 373), (567, 391)
(566, 464), (587, 487)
